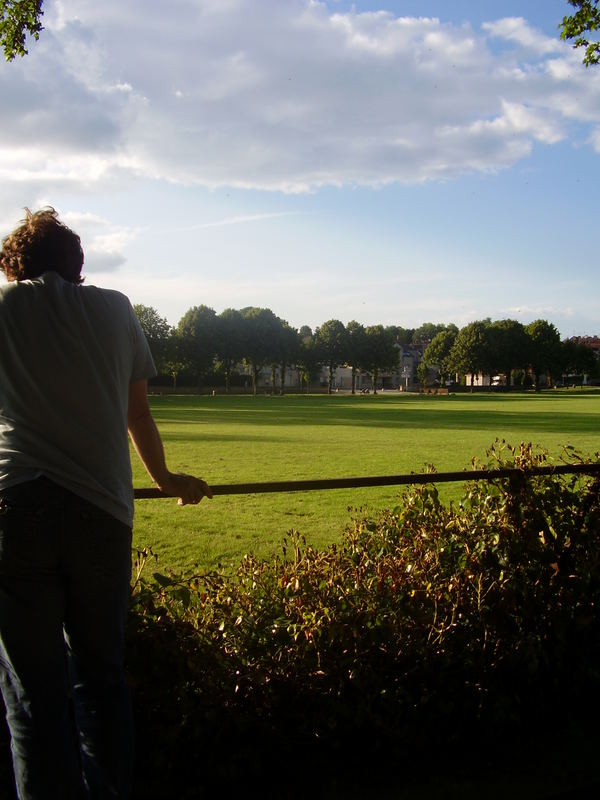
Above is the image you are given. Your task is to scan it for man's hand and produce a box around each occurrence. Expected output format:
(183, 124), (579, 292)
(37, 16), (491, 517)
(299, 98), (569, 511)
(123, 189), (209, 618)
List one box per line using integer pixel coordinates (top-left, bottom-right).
(157, 472), (213, 505)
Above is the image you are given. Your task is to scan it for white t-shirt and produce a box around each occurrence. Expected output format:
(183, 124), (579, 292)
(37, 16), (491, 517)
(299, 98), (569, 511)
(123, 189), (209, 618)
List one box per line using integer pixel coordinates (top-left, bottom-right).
(0, 272), (156, 526)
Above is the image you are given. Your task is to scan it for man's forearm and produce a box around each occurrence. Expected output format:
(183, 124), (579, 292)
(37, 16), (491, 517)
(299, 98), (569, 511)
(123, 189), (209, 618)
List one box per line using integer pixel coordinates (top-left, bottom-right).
(128, 409), (171, 489)
(127, 379), (212, 505)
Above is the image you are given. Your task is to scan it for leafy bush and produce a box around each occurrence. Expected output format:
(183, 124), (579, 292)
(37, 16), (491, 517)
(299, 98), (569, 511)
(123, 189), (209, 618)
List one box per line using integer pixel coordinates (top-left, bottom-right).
(128, 441), (600, 797)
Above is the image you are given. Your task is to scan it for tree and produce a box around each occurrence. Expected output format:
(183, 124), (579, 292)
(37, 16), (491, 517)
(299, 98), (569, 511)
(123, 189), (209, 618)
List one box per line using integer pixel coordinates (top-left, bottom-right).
(490, 319), (530, 387)
(177, 305), (218, 385)
(422, 329), (458, 385)
(296, 328), (320, 393)
(1, 0), (44, 60)
(239, 307), (281, 395)
(525, 319), (562, 389)
(412, 323), (449, 349)
(163, 330), (190, 389)
(133, 304), (173, 376)
(216, 309), (245, 394)
(314, 319), (347, 395)
(560, 338), (598, 383)
(388, 325), (414, 347)
(416, 361), (429, 387)
(272, 319), (299, 395)
(448, 320), (494, 387)
(345, 320), (367, 394)
(560, 0), (600, 66)
(362, 325), (398, 394)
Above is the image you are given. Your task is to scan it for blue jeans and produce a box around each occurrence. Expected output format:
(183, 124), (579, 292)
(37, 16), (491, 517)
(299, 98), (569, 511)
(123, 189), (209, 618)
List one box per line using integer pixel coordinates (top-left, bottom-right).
(0, 478), (133, 799)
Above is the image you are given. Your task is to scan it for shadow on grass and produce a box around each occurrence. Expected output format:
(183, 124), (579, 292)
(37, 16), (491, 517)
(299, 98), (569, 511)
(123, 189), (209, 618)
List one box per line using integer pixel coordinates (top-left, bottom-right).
(152, 404), (600, 437)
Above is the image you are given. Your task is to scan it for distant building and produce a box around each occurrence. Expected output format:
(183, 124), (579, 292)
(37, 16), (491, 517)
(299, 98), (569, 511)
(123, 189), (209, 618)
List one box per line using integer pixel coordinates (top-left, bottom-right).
(253, 341), (429, 392)
(397, 345), (423, 390)
(569, 335), (600, 354)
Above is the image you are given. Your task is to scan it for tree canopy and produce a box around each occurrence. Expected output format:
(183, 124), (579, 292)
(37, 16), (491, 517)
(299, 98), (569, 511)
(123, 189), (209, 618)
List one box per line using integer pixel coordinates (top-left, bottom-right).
(560, 0), (600, 66)
(0, 0), (43, 60)
(561, 338), (599, 379)
(412, 322), (449, 347)
(345, 320), (367, 394)
(239, 307), (282, 395)
(490, 319), (530, 384)
(447, 320), (495, 385)
(361, 325), (398, 394)
(525, 319), (562, 388)
(215, 309), (246, 393)
(422, 328), (458, 385)
(296, 329), (321, 393)
(177, 305), (218, 384)
(314, 319), (348, 394)
(133, 304), (173, 375)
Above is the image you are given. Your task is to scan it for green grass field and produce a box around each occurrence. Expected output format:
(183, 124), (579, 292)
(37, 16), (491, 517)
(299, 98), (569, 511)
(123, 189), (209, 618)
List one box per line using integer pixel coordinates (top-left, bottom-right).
(131, 390), (600, 572)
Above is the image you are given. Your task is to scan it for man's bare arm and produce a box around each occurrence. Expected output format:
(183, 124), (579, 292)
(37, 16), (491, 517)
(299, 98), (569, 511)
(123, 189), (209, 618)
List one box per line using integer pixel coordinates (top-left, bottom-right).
(127, 379), (213, 505)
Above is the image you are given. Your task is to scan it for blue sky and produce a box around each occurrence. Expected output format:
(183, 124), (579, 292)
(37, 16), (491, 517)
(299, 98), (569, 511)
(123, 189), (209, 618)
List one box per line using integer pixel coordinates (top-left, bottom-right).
(1, 0), (599, 337)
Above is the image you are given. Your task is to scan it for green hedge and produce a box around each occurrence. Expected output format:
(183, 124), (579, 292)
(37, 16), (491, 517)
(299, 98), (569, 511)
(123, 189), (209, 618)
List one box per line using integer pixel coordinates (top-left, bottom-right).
(128, 441), (600, 798)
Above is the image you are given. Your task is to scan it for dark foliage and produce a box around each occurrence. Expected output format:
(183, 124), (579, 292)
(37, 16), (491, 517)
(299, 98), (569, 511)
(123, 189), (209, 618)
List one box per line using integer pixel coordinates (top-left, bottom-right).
(127, 442), (600, 797)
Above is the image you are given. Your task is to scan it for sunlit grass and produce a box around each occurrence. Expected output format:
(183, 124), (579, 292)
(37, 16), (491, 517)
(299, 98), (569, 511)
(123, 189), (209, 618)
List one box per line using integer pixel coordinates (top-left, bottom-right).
(131, 390), (600, 572)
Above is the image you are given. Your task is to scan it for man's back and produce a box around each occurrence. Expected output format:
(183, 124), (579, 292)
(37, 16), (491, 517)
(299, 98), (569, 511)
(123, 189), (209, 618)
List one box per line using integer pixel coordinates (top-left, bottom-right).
(0, 271), (155, 525)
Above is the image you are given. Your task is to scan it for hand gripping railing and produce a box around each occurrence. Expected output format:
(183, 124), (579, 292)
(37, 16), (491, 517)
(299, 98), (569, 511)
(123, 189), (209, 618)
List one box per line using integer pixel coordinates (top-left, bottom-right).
(133, 462), (600, 499)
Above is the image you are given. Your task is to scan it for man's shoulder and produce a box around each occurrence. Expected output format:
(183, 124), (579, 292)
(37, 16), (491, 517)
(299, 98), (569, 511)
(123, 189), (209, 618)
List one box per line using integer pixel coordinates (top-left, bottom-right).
(0, 278), (30, 306)
(0, 280), (15, 298)
(0, 274), (134, 321)
(77, 283), (133, 316)
(82, 283), (129, 304)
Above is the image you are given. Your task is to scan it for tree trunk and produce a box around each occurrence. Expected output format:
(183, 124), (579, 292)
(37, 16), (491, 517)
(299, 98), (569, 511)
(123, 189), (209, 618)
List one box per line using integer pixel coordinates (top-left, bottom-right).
(351, 365), (356, 394)
(280, 362), (285, 395)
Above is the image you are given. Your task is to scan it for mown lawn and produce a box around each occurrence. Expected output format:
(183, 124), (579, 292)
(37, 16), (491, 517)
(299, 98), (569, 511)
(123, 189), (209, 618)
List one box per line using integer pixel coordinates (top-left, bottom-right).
(131, 390), (600, 572)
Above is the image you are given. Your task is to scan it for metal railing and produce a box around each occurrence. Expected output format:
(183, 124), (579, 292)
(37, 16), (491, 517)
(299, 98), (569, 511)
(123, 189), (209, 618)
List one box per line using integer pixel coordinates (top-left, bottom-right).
(133, 462), (600, 499)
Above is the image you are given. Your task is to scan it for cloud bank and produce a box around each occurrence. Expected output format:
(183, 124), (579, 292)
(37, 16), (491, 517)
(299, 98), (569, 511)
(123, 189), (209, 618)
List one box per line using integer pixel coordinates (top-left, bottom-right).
(1, 0), (599, 197)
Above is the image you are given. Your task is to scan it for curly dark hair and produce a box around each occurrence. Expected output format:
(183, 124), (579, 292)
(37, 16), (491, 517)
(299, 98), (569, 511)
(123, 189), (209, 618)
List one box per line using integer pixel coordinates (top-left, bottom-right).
(0, 207), (84, 284)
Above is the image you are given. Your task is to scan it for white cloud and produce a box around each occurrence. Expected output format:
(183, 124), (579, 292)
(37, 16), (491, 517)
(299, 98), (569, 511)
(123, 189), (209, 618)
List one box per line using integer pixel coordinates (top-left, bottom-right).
(440, 100), (565, 151)
(505, 305), (575, 318)
(0, 2), (598, 194)
(482, 17), (562, 56)
(84, 248), (126, 272)
(58, 211), (138, 273)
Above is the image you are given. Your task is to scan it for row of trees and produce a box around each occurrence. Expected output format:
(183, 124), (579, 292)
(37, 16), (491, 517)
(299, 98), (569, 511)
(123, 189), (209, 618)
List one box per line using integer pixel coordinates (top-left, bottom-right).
(420, 318), (599, 389)
(135, 304), (411, 394)
(134, 304), (598, 393)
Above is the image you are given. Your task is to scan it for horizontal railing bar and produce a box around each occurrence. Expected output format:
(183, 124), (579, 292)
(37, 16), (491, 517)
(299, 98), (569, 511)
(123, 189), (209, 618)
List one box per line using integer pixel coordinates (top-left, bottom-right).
(134, 462), (600, 499)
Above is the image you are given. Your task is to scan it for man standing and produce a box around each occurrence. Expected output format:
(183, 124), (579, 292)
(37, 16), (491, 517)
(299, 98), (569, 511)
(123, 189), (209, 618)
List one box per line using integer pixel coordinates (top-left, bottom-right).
(0, 208), (212, 798)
